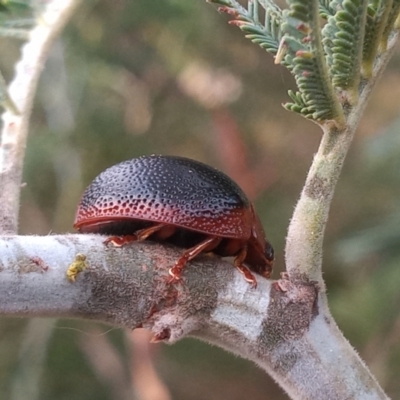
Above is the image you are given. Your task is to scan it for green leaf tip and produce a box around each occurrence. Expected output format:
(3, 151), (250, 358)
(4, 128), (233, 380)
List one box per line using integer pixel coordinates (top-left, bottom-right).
(214, 0), (282, 56)
(319, 1), (335, 19)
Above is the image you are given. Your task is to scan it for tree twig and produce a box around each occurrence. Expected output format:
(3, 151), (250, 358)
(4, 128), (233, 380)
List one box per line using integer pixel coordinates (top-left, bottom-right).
(0, 0), (81, 234)
(0, 234), (388, 400)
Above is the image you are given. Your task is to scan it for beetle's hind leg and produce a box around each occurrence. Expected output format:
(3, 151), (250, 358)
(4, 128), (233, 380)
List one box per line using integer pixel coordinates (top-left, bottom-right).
(233, 245), (257, 288)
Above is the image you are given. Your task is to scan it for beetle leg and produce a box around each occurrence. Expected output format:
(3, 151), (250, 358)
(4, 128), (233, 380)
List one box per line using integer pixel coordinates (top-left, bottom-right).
(104, 223), (168, 247)
(104, 235), (137, 247)
(234, 246), (257, 288)
(168, 236), (221, 283)
(135, 223), (167, 240)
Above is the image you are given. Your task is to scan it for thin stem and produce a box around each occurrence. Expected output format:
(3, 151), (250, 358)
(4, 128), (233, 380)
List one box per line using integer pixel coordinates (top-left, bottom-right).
(285, 30), (400, 284)
(0, 0), (81, 234)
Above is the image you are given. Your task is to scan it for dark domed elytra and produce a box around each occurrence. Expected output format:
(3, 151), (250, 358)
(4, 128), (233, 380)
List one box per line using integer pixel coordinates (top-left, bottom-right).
(75, 155), (251, 238)
(74, 155), (274, 286)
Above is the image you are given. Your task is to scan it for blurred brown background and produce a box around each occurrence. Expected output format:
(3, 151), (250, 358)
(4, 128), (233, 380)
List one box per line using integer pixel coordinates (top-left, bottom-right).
(0, 1), (400, 399)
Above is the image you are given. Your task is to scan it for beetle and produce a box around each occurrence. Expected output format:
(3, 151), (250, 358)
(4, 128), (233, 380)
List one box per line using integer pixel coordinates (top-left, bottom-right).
(74, 155), (274, 287)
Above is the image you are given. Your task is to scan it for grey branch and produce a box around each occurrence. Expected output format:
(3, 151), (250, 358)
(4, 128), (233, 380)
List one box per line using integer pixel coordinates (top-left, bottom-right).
(0, 235), (387, 400)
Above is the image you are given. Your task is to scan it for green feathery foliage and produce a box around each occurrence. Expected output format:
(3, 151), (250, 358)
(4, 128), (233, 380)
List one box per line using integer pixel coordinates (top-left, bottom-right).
(208, 0), (400, 125)
(319, 1), (335, 18)
(282, 0), (344, 122)
(362, 1), (393, 77)
(208, 0), (282, 55)
(381, 1), (400, 50)
(322, 0), (368, 103)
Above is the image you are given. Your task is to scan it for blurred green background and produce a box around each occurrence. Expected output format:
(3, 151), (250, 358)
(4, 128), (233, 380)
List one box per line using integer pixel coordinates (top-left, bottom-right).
(0, 0), (400, 399)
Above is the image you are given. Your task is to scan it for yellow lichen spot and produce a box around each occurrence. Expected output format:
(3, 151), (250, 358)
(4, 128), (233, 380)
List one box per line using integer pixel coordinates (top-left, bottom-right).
(66, 253), (88, 282)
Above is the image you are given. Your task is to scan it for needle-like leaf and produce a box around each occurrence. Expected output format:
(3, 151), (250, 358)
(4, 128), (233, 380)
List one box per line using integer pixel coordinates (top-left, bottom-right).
(363, 1), (393, 77)
(282, 0), (344, 123)
(322, 0), (368, 103)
